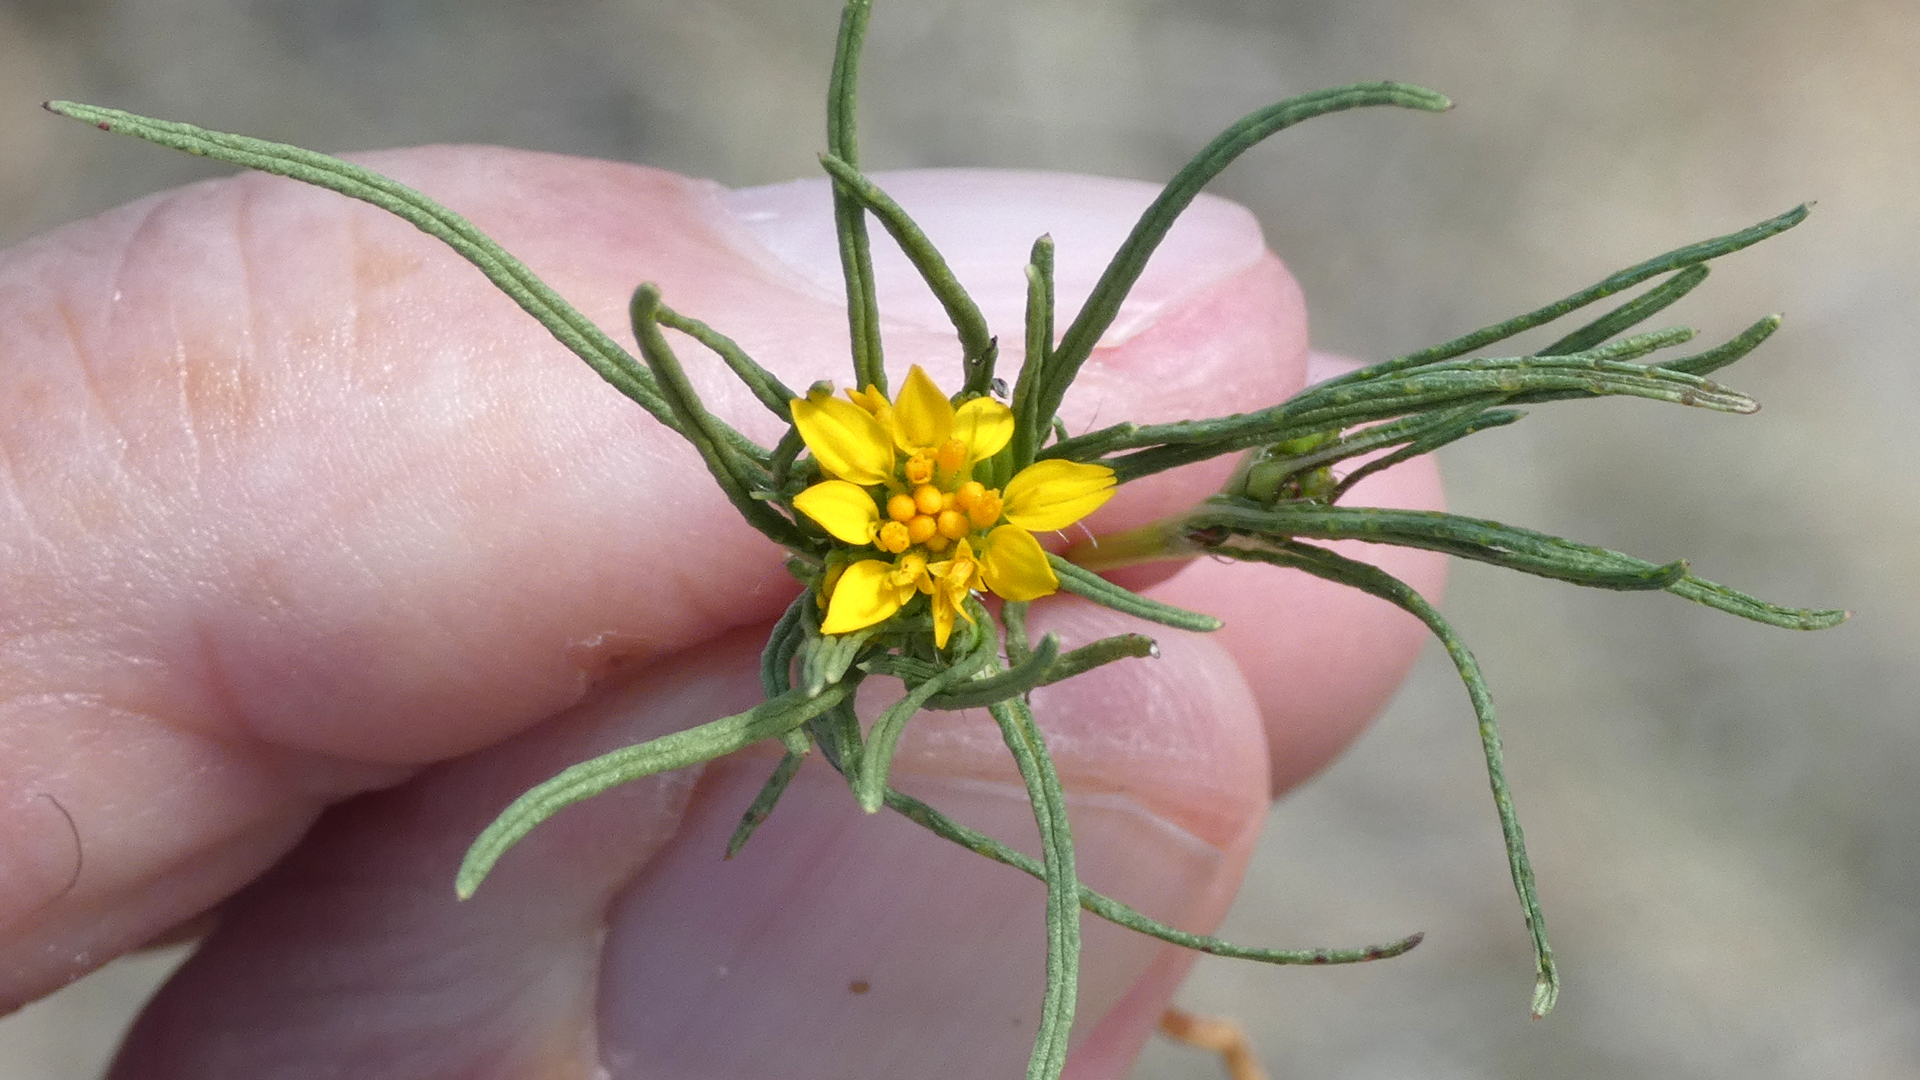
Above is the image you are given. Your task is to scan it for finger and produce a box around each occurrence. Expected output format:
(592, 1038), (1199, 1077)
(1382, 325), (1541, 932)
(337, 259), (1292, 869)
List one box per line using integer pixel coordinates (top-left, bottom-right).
(1, 153), (1305, 1002)
(111, 600), (1269, 1080)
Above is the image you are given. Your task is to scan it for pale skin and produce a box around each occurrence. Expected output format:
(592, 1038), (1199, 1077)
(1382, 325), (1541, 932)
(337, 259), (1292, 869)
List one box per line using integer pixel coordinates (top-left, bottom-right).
(0, 146), (1444, 1078)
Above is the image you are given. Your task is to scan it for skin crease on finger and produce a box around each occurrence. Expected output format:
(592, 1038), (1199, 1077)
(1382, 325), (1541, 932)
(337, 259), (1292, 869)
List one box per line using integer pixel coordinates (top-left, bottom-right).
(0, 145), (1442, 1072)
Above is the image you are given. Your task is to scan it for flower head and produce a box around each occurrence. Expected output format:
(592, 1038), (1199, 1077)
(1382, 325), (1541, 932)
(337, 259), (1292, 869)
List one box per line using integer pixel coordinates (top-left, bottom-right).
(791, 365), (1116, 646)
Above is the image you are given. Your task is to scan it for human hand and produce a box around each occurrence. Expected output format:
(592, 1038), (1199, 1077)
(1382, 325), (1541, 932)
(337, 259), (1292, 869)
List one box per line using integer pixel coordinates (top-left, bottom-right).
(0, 148), (1442, 1078)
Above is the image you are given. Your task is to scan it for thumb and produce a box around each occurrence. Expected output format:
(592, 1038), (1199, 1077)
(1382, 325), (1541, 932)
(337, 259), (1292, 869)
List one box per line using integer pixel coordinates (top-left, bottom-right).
(110, 604), (1270, 1080)
(0, 145), (1304, 1008)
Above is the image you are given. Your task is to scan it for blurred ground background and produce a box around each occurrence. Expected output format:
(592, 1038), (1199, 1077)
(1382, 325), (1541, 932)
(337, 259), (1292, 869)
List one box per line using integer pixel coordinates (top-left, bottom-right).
(0, 0), (1913, 1077)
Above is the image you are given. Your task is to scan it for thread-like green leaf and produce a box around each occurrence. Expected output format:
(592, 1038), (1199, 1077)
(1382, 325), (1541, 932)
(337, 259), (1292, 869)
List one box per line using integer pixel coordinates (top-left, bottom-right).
(46, 100), (680, 431)
(826, 0), (884, 394)
(457, 682), (853, 899)
(1012, 235), (1057, 467)
(990, 695), (1080, 1080)
(1048, 555), (1222, 631)
(884, 787), (1423, 964)
(1332, 203), (1810, 383)
(1540, 265), (1710, 357)
(653, 302), (798, 422)
(1228, 540), (1558, 1016)
(1036, 83), (1450, 438)
(818, 154), (997, 393)
(630, 287), (802, 547)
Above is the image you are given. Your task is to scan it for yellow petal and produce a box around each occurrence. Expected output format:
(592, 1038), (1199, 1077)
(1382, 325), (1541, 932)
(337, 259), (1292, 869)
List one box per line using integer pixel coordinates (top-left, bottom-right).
(891, 365), (954, 452)
(793, 480), (882, 545)
(821, 559), (909, 634)
(932, 588), (978, 649)
(847, 386), (899, 446)
(979, 525), (1058, 601)
(930, 590), (957, 648)
(792, 394), (896, 485)
(953, 397), (1015, 462)
(1001, 459), (1117, 533)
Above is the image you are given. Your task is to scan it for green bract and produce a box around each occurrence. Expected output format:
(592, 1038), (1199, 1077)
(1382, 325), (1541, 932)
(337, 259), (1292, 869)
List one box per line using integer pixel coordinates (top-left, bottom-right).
(49, 1), (1845, 1076)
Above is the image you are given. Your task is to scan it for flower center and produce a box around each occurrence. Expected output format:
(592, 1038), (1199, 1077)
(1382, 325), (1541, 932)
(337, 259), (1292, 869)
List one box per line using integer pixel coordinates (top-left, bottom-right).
(873, 440), (1004, 556)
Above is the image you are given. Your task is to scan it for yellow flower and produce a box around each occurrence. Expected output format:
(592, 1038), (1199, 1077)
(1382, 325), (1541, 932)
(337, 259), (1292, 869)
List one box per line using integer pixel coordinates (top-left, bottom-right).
(795, 365), (1117, 646)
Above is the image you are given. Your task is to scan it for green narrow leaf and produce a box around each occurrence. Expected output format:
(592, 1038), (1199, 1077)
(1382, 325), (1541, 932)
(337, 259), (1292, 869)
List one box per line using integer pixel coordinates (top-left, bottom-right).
(826, 0), (885, 394)
(46, 100), (681, 431)
(1036, 633), (1161, 684)
(818, 154), (997, 392)
(1001, 599), (1035, 668)
(807, 691), (868, 790)
(457, 682), (853, 899)
(1284, 340), (1755, 424)
(770, 427), (808, 490)
(630, 287), (804, 547)
(1012, 234), (1056, 467)
(1228, 540), (1557, 1016)
(1327, 406), (1523, 502)
(1192, 502), (1691, 592)
(1104, 351), (1758, 483)
(1194, 501), (1848, 626)
(653, 301), (799, 422)
(725, 745), (809, 858)
(854, 633), (997, 812)
(1037, 420), (1138, 463)
(1539, 265), (1710, 357)
(884, 787), (1423, 964)
(989, 695), (1080, 1080)
(1664, 576), (1850, 630)
(921, 633), (1062, 710)
(760, 593), (812, 697)
(1036, 83), (1450, 436)
(1657, 314), (1782, 377)
(1048, 555), (1223, 631)
(923, 632), (1162, 710)
(1330, 203), (1810, 385)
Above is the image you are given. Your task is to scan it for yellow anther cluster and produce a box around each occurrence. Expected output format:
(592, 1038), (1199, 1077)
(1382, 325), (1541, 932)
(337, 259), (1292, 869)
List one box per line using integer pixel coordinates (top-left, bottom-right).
(875, 472), (1004, 555)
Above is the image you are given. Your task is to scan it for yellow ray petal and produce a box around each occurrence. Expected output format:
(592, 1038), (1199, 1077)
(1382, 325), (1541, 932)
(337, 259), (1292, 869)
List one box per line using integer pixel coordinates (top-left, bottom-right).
(1001, 459), (1117, 533)
(793, 480), (882, 545)
(979, 525), (1058, 601)
(929, 590), (957, 648)
(821, 559), (910, 634)
(927, 541), (979, 648)
(891, 365), (954, 452)
(792, 394), (896, 485)
(953, 396), (1015, 462)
